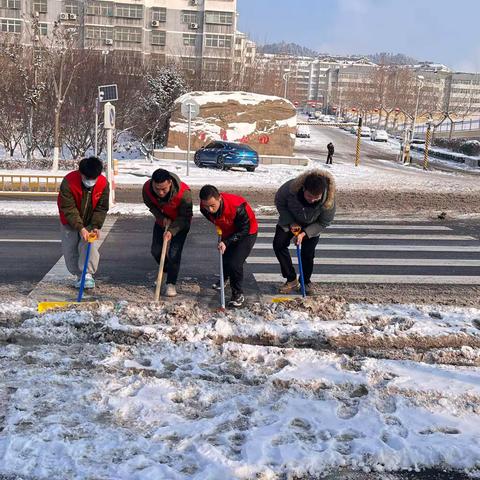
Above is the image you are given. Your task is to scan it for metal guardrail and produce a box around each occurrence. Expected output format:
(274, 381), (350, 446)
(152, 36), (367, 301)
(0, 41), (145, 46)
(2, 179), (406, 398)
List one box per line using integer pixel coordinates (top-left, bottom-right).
(297, 122), (356, 126)
(0, 174), (63, 196)
(415, 117), (480, 135)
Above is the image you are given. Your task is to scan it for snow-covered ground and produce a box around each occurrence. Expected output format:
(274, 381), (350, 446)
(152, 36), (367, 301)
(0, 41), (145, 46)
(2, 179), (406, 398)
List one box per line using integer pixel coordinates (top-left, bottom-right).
(0, 299), (479, 479)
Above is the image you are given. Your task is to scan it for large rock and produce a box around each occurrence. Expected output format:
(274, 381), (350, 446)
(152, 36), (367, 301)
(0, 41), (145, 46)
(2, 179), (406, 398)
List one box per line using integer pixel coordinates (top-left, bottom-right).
(167, 91), (297, 156)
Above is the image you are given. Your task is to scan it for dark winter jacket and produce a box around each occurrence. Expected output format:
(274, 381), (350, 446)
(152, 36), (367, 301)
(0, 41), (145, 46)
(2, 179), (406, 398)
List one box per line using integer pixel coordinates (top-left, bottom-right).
(142, 172), (193, 236)
(275, 170), (336, 238)
(200, 192), (258, 246)
(58, 173), (109, 231)
(327, 143), (335, 154)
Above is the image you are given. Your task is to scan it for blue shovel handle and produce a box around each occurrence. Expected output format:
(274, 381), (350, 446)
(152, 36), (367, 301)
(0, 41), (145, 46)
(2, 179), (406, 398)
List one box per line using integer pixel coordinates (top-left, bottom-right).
(218, 234), (225, 309)
(296, 244), (306, 298)
(77, 241), (92, 302)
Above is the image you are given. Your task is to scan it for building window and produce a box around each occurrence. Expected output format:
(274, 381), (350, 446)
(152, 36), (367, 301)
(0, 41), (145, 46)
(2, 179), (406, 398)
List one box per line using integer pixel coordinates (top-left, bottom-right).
(0, 18), (21, 32)
(204, 58), (230, 70)
(151, 7), (166, 22)
(114, 3), (142, 19)
(181, 10), (197, 24)
(114, 26), (142, 43)
(32, 0), (47, 13)
(64, 3), (79, 15)
(205, 11), (233, 25)
(86, 2), (113, 16)
(205, 34), (231, 48)
(39, 22), (47, 35)
(182, 57), (197, 71)
(183, 33), (196, 46)
(85, 25), (112, 40)
(0, 0), (20, 9)
(151, 30), (165, 46)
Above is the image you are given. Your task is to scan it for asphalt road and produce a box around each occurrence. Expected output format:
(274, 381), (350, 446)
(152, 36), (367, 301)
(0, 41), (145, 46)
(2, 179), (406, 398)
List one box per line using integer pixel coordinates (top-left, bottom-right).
(2, 215), (480, 306)
(296, 124), (480, 175)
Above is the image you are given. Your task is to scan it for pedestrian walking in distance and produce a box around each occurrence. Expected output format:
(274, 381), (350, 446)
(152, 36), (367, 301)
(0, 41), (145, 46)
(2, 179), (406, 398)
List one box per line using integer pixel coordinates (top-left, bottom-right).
(273, 170), (336, 295)
(143, 169), (193, 297)
(57, 156), (109, 289)
(199, 185), (258, 308)
(326, 142), (334, 164)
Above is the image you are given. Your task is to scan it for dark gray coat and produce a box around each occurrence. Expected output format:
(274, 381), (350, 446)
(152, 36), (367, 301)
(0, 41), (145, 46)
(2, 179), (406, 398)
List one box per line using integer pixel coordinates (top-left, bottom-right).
(275, 170), (336, 238)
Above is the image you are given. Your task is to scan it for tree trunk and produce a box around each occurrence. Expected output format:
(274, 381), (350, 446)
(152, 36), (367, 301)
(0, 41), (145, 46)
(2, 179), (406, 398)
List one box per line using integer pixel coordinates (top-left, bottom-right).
(52, 106), (61, 171)
(384, 112), (391, 130)
(448, 121), (454, 140)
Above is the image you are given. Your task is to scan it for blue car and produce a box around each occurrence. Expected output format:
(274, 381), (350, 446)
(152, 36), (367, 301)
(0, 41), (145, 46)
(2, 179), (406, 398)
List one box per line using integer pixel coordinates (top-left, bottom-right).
(194, 141), (259, 172)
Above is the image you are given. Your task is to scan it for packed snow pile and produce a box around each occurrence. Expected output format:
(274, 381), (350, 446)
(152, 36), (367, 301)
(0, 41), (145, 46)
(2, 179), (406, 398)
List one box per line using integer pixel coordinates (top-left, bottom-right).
(168, 91), (297, 156)
(0, 298), (479, 479)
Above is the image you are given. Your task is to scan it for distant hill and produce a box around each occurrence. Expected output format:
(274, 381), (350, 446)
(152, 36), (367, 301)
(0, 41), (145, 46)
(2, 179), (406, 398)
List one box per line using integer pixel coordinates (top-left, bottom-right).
(367, 52), (418, 65)
(258, 44), (419, 66)
(258, 42), (318, 57)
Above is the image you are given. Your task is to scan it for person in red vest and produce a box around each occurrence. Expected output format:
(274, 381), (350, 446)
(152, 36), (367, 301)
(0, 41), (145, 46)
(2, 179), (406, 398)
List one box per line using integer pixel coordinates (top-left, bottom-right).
(199, 185), (258, 308)
(57, 156), (109, 289)
(143, 169), (193, 297)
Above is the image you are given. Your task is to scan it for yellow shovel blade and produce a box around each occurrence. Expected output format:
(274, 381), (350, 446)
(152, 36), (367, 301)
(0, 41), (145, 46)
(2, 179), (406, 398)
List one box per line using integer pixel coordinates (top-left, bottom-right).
(38, 301), (97, 313)
(271, 296), (295, 303)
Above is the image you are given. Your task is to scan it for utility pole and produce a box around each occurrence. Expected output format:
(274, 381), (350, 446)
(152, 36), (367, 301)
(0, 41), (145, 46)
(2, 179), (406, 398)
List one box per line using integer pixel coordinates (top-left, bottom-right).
(410, 75), (424, 145)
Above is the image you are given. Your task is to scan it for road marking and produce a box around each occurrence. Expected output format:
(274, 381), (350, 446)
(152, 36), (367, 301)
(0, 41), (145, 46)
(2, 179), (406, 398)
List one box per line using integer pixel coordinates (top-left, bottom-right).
(257, 223), (453, 231)
(29, 217), (118, 299)
(253, 273), (480, 285)
(248, 257), (480, 267)
(256, 232), (475, 240)
(253, 243), (480, 252)
(254, 215), (443, 222)
(0, 239), (60, 243)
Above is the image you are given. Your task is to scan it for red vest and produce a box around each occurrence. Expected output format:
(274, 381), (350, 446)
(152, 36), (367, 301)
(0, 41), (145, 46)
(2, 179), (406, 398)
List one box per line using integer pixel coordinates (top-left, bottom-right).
(57, 170), (108, 225)
(143, 179), (190, 223)
(208, 193), (258, 240)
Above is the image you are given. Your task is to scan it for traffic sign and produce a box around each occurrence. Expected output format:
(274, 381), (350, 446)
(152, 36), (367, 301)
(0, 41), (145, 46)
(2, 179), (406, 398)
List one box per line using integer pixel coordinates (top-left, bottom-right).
(98, 84), (118, 103)
(181, 98), (200, 119)
(104, 102), (115, 129)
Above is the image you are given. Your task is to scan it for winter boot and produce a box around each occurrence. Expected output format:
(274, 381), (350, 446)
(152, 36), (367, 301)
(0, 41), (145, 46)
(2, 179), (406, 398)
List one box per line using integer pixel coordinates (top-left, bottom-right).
(84, 274), (95, 289)
(278, 279), (300, 294)
(228, 293), (245, 308)
(165, 284), (177, 297)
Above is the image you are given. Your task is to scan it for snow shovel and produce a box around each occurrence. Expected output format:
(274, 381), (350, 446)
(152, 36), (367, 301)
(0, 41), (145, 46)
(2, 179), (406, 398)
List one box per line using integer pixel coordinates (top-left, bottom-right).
(154, 220), (171, 301)
(292, 226), (307, 298)
(216, 226), (226, 310)
(38, 232), (98, 313)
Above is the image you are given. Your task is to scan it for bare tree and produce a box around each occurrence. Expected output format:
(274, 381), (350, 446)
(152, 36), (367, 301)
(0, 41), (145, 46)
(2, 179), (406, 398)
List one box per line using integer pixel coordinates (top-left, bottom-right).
(37, 20), (90, 170)
(131, 64), (188, 158)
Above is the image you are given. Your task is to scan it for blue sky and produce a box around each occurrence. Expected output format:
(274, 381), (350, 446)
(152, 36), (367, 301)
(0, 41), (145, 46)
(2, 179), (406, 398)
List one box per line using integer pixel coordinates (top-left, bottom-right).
(237, 0), (480, 72)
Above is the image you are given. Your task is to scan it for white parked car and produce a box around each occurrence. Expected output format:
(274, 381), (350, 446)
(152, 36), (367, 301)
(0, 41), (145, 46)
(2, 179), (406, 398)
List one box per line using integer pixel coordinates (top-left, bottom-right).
(296, 125), (311, 138)
(360, 126), (371, 137)
(371, 129), (388, 142)
(350, 126), (371, 137)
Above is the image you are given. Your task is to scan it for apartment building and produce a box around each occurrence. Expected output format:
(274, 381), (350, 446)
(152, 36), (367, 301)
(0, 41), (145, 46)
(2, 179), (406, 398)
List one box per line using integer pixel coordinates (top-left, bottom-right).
(0, 0), (237, 83)
(233, 30), (255, 90)
(253, 53), (313, 104)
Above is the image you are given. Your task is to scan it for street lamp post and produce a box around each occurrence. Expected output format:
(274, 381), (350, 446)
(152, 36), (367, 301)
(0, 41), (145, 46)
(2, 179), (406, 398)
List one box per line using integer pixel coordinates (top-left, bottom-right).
(410, 75), (424, 144)
(283, 69), (291, 99)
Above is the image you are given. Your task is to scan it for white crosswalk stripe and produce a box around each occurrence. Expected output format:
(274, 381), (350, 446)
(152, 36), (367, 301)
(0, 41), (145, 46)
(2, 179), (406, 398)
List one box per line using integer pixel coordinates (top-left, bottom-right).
(257, 223), (453, 231)
(257, 232), (474, 240)
(248, 217), (480, 287)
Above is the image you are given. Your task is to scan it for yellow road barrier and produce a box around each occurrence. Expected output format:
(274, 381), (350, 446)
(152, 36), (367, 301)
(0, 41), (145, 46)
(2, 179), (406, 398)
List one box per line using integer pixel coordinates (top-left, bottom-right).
(0, 174), (64, 196)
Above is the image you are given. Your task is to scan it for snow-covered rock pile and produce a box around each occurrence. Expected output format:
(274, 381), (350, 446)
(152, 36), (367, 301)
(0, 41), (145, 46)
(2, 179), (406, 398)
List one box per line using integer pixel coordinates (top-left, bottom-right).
(168, 91), (297, 156)
(0, 299), (479, 479)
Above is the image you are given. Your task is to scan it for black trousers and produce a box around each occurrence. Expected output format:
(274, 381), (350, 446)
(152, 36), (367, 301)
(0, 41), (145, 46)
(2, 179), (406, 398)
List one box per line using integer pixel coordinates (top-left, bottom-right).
(151, 223), (189, 285)
(326, 153), (333, 164)
(223, 233), (257, 296)
(273, 225), (319, 283)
